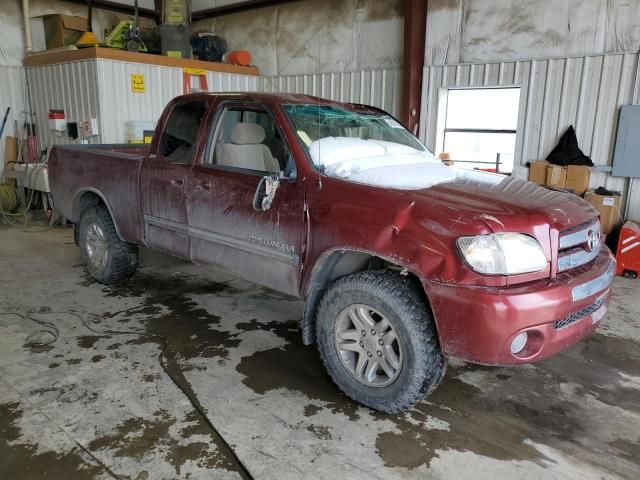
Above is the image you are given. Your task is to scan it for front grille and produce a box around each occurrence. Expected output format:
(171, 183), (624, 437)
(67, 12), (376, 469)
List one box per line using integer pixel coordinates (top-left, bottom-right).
(553, 298), (604, 330)
(557, 219), (601, 272)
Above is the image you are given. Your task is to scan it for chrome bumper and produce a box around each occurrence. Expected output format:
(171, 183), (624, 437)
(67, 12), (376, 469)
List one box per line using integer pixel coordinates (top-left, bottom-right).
(571, 257), (616, 302)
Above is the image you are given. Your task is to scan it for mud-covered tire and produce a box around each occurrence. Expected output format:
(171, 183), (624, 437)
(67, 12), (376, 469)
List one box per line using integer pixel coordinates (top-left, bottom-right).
(316, 270), (446, 413)
(78, 205), (138, 285)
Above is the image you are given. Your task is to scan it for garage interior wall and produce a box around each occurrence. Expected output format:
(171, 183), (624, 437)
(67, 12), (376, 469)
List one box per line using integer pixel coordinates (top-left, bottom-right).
(3, 0), (640, 220)
(0, 0), (141, 176)
(422, 0), (640, 222)
(259, 68), (403, 118)
(192, 0), (405, 123)
(191, 0), (404, 77)
(26, 60), (259, 147)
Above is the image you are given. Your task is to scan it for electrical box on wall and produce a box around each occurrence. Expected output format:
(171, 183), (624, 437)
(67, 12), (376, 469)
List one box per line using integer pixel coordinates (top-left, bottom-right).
(83, 118), (99, 137)
(48, 109), (66, 131)
(612, 105), (640, 177)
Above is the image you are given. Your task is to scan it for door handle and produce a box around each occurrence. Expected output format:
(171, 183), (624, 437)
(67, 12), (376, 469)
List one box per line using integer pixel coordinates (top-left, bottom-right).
(195, 182), (211, 191)
(171, 179), (184, 187)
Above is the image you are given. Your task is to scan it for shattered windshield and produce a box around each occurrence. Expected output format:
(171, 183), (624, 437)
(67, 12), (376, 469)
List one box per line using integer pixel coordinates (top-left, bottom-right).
(282, 104), (431, 163)
(282, 103), (455, 190)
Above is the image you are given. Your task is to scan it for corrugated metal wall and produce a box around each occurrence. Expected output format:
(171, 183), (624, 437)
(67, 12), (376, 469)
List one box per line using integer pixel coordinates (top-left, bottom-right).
(259, 68), (403, 118)
(419, 52), (640, 221)
(27, 59), (260, 146)
(22, 57), (640, 221)
(96, 60), (259, 143)
(0, 66), (26, 175)
(28, 61), (101, 148)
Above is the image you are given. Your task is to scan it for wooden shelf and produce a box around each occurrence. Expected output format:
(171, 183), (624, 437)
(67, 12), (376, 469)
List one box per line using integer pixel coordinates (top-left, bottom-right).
(24, 47), (259, 76)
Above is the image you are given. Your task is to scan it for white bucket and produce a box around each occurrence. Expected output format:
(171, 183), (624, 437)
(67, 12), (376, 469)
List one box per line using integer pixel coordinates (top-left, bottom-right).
(125, 121), (154, 144)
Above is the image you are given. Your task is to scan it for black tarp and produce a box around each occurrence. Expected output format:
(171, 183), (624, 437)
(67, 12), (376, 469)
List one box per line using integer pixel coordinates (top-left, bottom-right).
(546, 126), (594, 166)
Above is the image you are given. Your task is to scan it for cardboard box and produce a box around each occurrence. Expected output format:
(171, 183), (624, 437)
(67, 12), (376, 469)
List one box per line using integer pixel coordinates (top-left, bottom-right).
(565, 165), (591, 196)
(528, 160), (548, 184)
(584, 190), (622, 235)
(42, 15), (87, 49)
(545, 164), (567, 188)
(4, 136), (16, 167)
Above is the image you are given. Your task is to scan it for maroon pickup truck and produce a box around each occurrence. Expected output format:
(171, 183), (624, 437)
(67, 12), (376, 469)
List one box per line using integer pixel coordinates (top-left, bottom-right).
(49, 92), (616, 412)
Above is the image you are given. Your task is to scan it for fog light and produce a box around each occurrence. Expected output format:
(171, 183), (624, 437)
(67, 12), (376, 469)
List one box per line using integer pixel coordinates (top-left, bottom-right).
(510, 332), (528, 354)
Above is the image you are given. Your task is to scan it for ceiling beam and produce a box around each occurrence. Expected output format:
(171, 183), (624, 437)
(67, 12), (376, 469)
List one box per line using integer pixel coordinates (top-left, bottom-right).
(191, 0), (301, 21)
(62, 0), (157, 19)
(401, 0), (427, 135)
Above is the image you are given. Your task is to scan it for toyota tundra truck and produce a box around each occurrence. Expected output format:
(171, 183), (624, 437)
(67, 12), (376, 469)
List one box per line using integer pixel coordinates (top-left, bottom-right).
(49, 92), (616, 413)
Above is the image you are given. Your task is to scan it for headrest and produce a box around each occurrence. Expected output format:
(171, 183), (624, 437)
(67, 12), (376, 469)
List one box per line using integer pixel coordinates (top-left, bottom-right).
(230, 122), (265, 145)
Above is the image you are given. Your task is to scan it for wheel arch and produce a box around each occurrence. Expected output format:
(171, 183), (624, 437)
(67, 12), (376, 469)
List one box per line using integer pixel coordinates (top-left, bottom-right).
(72, 189), (124, 244)
(301, 248), (431, 345)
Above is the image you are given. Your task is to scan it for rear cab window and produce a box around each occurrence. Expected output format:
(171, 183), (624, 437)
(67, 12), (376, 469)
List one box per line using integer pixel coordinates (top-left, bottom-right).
(158, 100), (208, 164)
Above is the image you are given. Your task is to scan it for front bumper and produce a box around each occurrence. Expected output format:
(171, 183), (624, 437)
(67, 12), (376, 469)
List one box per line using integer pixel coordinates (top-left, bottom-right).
(425, 249), (616, 365)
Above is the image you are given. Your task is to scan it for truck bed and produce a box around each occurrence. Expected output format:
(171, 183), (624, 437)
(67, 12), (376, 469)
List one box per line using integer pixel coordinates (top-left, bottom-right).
(49, 144), (147, 243)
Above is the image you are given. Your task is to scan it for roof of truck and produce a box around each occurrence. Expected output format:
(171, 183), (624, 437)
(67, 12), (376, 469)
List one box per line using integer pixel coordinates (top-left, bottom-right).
(177, 92), (383, 111)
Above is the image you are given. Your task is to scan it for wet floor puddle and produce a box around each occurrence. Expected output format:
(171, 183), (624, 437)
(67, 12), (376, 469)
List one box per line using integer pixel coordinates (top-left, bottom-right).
(105, 271), (640, 475)
(8, 269), (638, 477)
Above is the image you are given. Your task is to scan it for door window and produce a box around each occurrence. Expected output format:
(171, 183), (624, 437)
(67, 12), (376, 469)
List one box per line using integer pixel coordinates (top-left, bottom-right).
(159, 100), (208, 164)
(208, 106), (289, 174)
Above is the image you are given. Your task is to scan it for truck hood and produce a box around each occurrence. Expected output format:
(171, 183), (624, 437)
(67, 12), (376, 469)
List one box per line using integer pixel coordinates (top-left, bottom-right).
(409, 170), (598, 234)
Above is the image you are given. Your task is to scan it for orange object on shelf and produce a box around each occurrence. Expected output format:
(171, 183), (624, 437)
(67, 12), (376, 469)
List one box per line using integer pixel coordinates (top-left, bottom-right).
(615, 221), (640, 278)
(225, 50), (251, 66)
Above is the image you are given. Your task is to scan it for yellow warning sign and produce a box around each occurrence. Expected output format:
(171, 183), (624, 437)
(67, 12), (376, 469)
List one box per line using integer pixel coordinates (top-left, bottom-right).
(131, 73), (145, 93)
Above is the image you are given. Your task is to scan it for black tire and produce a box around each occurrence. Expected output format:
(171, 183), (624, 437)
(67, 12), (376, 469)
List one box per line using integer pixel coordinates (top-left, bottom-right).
(316, 270), (446, 413)
(78, 205), (138, 285)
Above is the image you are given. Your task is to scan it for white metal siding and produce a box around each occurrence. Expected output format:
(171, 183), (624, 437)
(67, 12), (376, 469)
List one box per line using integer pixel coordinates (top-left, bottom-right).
(259, 69), (403, 118)
(420, 52), (640, 221)
(27, 59), (260, 146)
(27, 61), (101, 147)
(96, 61), (259, 143)
(0, 66), (26, 176)
(95, 60), (182, 144)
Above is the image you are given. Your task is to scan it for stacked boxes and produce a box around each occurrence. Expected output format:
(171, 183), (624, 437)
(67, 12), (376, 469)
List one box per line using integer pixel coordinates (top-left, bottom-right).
(528, 161), (591, 196)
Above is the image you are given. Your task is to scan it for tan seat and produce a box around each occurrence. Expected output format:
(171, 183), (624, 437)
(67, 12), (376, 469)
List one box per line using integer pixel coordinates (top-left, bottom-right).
(218, 122), (280, 173)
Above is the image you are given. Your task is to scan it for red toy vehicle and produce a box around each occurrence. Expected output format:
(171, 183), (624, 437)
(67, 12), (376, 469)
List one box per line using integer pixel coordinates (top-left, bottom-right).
(49, 93), (616, 412)
(616, 221), (640, 278)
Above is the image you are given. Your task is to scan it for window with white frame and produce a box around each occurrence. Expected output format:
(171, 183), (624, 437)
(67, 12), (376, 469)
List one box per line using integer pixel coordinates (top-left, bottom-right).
(439, 87), (520, 174)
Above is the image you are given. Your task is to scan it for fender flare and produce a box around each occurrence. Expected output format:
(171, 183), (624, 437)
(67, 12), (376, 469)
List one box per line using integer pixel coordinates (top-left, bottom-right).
(300, 247), (423, 345)
(72, 188), (125, 241)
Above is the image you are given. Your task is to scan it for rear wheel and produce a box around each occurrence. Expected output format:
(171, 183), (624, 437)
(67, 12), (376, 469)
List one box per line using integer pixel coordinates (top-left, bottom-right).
(316, 270), (446, 413)
(78, 206), (138, 285)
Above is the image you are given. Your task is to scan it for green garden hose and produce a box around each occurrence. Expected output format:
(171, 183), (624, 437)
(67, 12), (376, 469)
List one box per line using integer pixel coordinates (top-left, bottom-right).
(0, 184), (18, 212)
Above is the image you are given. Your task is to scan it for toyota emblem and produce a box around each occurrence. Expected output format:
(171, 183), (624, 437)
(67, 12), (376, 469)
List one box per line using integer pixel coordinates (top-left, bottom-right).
(586, 230), (600, 252)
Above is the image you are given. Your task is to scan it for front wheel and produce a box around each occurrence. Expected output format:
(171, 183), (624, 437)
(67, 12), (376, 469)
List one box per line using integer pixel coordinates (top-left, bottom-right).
(316, 270), (446, 413)
(78, 205), (138, 285)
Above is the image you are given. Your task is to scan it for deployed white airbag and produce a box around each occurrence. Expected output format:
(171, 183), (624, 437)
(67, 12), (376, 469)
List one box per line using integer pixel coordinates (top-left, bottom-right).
(309, 137), (457, 190)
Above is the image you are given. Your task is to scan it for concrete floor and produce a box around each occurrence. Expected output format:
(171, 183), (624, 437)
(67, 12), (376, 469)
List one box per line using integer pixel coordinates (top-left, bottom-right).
(0, 224), (639, 480)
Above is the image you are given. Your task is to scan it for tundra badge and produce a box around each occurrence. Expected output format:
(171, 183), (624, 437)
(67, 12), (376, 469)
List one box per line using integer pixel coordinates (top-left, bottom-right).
(248, 234), (295, 253)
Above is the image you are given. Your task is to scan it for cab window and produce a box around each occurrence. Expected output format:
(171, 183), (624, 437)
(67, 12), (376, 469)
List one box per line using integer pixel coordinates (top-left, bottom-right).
(208, 105), (290, 175)
(159, 100), (208, 164)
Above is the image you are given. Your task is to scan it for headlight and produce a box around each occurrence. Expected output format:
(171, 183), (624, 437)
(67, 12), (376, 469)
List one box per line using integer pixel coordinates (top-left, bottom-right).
(457, 233), (547, 275)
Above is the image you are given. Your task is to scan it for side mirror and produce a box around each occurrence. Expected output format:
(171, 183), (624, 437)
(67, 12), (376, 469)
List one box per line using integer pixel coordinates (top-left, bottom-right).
(253, 174), (280, 211)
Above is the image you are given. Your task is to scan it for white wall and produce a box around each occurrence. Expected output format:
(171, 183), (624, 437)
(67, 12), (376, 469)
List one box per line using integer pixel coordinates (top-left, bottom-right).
(422, 0), (640, 222)
(0, 0), (141, 176)
(426, 0), (640, 66)
(260, 68), (403, 117)
(191, 0), (404, 77)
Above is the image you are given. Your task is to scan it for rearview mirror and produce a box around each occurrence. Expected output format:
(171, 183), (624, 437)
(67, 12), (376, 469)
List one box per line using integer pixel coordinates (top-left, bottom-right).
(253, 174), (280, 211)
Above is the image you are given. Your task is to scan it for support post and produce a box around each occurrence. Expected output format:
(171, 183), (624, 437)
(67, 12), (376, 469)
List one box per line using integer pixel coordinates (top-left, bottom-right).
(401, 0), (427, 136)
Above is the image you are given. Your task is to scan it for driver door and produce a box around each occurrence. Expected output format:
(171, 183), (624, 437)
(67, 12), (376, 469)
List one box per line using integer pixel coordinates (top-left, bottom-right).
(186, 101), (306, 296)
